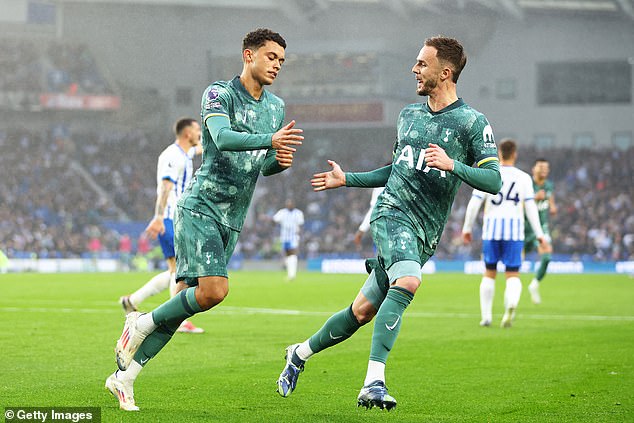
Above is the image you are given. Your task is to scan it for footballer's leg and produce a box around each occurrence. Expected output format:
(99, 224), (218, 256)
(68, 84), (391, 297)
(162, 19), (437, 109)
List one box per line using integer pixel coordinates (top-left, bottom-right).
(480, 272), (496, 327)
(108, 314), (184, 411)
(530, 237), (552, 304)
(501, 241), (523, 328)
(277, 260), (388, 397)
(357, 218), (425, 411)
(359, 259), (420, 411)
(481, 240), (500, 327)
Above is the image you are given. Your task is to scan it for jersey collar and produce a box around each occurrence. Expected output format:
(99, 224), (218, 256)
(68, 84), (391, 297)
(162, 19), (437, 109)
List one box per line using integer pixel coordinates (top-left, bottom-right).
(231, 75), (265, 102)
(424, 98), (464, 115)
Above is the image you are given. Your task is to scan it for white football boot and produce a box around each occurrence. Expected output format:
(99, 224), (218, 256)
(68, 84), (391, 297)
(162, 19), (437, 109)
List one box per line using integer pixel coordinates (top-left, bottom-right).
(115, 312), (149, 371)
(501, 307), (516, 328)
(105, 372), (139, 411)
(528, 279), (542, 305)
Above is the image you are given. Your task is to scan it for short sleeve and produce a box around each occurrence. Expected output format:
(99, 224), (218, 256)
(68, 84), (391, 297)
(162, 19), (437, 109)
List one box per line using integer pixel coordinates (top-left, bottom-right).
(273, 209), (283, 223)
(159, 150), (179, 184)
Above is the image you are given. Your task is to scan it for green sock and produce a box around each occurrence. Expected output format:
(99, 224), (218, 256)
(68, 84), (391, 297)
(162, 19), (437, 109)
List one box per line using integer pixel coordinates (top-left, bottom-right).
(133, 317), (183, 366)
(132, 288), (202, 366)
(369, 286), (414, 364)
(536, 253), (551, 281)
(308, 306), (361, 353)
(151, 287), (202, 326)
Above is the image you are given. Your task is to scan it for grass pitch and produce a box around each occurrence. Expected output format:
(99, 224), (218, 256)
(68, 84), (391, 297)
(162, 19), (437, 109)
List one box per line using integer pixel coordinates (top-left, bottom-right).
(1, 271), (633, 422)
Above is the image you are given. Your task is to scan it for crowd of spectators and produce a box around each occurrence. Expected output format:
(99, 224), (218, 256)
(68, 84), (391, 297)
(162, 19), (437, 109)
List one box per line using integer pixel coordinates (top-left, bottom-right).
(1, 125), (632, 264)
(0, 38), (112, 95)
(0, 128), (122, 258)
(0, 39), (41, 92)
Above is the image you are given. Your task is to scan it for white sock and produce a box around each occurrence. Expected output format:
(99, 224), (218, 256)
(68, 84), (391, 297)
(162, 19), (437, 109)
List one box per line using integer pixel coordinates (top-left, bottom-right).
(168, 272), (177, 297)
(295, 340), (314, 362)
(287, 255), (298, 279)
(364, 360), (385, 386)
(480, 277), (495, 322)
(129, 271), (170, 306)
(136, 312), (158, 334)
(504, 277), (522, 309)
(117, 360), (142, 383)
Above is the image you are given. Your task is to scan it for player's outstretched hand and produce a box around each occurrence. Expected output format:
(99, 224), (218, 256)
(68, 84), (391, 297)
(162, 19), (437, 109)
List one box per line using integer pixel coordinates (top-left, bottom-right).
(424, 143), (454, 171)
(145, 216), (165, 240)
(272, 120), (303, 152)
(311, 160), (346, 191)
(275, 149), (294, 168)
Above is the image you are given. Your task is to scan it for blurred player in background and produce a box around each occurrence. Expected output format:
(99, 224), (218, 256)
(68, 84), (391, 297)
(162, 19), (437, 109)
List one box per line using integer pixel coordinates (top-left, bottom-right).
(353, 187), (384, 249)
(525, 158), (557, 304)
(273, 199), (304, 280)
(462, 139), (548, 328)
(119, 117), (203, 334)
(106, 28), (303, 411)
(277, 36), (502, 411)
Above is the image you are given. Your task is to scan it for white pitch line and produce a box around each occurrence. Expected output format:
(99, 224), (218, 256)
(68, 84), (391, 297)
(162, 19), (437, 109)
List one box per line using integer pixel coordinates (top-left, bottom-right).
(1, 305), (633, 322)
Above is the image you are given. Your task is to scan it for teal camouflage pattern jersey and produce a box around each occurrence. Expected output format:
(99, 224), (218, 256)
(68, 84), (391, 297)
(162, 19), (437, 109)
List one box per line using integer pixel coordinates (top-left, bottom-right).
(525, 179), (554, 238)
(179, 76), (285, 231)
(373, 99), (498, 256)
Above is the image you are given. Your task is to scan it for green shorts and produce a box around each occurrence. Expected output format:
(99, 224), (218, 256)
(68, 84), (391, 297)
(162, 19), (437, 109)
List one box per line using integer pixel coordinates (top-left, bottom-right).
(361, 258), (423, 309)
(360, 215), (430, 309)
(174, 206), (240, 284)
(370, 215), (431, 271)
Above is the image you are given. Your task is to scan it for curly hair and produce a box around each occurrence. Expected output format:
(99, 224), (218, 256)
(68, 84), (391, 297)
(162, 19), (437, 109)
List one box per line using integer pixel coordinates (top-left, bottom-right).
(242, 28), (286, 52)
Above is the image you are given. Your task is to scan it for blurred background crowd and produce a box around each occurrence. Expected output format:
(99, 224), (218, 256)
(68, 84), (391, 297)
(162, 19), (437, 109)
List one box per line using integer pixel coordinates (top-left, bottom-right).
(2, 125), (632, 264)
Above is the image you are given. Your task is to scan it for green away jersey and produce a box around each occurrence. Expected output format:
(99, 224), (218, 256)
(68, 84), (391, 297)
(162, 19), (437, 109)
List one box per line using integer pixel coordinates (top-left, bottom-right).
(373, 99), (498, 256)
(525, 179), (554, 237)
(179, 76), (285, 231)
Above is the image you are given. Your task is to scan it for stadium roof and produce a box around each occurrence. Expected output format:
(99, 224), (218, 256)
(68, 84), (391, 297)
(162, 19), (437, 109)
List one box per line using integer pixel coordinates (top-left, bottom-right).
(58, 0), (634, 21)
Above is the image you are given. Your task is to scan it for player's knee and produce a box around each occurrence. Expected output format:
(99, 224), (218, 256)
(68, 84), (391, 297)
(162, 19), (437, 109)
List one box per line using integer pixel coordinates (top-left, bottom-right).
(393, 276), (420, 294)
(196, 280), (229, 310)
(197, 290), (228, 310)
(352, 302), (376, 325)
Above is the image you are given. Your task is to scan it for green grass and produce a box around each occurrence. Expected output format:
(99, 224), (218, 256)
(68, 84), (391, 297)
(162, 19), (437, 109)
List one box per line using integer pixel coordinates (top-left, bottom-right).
(1, 271), (633, 422)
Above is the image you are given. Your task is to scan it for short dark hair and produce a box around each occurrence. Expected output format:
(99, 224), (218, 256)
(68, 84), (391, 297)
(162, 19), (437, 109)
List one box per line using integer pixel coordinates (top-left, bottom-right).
(424, 36), (467, 83)
(242, 28), (286, 52)
(534, 158), (549, 165)
(499, 138), (517, 160)
(174, 117), (196, 136)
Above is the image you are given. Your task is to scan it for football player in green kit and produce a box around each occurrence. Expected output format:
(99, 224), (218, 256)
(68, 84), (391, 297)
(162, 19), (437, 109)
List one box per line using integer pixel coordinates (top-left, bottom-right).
(107, 28), (304, 411)
(276, 36), (503, 410)
(525, 158), (557, 304)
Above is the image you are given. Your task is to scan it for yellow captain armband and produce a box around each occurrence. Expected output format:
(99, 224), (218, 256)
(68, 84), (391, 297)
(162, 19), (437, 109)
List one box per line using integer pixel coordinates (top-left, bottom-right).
(203, 112), (229, 122)
(476, 156), (499, 167)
